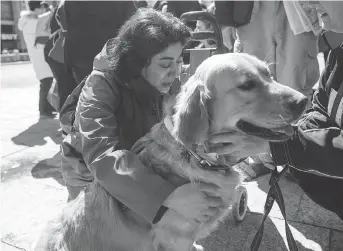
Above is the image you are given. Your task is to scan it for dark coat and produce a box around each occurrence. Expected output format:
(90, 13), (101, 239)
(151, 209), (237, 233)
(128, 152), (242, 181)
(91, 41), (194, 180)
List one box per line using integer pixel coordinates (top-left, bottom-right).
(215, 1), (254, 27)
(63, 1), (137, 70)
(166, 0), (201, 30)
(166, 0), (201, 18)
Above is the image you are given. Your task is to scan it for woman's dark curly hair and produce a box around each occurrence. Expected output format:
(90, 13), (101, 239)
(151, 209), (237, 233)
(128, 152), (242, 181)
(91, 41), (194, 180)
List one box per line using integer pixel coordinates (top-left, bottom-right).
(106, 8), (191, 82)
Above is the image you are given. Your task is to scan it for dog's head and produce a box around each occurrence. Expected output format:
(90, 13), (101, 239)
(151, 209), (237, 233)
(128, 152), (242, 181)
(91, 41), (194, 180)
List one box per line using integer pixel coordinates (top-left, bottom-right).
(172, 53), (308, 148)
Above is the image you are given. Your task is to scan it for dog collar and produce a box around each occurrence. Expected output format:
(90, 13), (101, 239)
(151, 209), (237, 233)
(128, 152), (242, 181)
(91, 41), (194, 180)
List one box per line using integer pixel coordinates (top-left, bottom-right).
(163, 117), (231, 171)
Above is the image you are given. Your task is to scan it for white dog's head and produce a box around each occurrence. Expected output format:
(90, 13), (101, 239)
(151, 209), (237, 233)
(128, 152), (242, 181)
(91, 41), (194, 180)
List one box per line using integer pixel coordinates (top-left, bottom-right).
(172, 53), (308, 147)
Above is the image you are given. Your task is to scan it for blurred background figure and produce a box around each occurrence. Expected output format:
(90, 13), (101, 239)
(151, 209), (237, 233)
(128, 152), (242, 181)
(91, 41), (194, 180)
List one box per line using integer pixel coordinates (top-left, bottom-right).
(18, 0), (56, 119)
(194, 2), (216, 49)
(153, 1), (168, 12)
(44, 0), (78, 116)
(63, 1), (141, 84)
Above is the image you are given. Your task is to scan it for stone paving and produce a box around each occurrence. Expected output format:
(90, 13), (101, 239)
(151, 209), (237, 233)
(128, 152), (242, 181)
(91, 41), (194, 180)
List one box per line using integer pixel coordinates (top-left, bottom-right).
(1, 62), (342, 251)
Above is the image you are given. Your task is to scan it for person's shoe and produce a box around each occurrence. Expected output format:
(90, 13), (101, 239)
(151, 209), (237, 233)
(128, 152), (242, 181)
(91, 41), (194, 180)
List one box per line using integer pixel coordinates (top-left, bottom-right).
(236, 156), (272, 182)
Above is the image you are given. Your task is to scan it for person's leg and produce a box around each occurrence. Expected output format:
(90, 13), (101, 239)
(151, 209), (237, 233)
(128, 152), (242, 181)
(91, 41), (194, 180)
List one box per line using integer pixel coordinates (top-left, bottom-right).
(44, 42), (78, 110)
(236, 1), (277, 72)
(71, 64), (92, 85)
(275, 2), (320, 98)
(39, 77), (55, 117)
(45, 55), (78, 110)
(290, 168), (343, 221)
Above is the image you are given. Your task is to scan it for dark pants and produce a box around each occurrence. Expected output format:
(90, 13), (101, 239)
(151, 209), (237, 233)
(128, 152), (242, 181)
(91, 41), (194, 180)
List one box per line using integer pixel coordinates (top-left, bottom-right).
(71, 63), (92, 84)
(39, 77), (55, 115)
(44, 44), (78, 110)
(290, 168), (343, 221)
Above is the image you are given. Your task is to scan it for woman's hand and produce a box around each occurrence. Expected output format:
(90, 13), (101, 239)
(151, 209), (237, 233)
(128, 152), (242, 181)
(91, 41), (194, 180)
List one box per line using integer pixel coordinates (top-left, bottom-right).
(163, 182), (224, 226)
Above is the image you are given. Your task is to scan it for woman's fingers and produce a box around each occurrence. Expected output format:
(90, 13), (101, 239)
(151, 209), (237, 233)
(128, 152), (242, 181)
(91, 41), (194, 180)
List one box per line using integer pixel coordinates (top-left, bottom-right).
(203, 207), (220, 217)
(198, 182), (221, 195)
(197, 206), (224, 223)
(205, 195), (224, 207)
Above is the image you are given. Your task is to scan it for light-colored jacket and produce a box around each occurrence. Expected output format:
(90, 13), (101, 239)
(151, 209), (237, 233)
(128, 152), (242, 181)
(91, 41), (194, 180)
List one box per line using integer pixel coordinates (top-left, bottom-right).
(18, 11), (53, 81)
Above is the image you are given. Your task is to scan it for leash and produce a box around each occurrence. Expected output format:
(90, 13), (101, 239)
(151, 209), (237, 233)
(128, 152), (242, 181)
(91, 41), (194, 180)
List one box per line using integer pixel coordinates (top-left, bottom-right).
(250, 165), (298, 251)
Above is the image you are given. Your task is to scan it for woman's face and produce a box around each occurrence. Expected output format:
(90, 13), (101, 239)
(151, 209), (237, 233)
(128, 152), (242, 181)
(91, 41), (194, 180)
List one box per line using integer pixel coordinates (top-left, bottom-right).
(141, 42), (183, 94)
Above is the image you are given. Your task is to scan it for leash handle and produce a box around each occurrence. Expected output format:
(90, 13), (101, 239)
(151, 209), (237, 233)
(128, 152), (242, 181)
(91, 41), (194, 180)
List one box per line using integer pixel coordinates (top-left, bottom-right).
(250, 167), (298, 251)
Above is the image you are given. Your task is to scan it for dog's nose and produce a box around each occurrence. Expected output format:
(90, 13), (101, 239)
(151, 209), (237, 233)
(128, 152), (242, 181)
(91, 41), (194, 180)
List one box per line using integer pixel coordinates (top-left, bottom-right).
(288, 97), (308, 117)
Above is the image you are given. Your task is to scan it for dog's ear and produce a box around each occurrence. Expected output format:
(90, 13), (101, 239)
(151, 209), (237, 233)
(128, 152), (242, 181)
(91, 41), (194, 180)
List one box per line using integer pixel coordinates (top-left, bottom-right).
(172, 76), (210, 147)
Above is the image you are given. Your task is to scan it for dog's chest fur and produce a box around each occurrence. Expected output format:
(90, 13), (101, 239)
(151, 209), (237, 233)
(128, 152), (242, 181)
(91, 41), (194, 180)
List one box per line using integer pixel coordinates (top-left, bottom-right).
(136, 122), (243, 242)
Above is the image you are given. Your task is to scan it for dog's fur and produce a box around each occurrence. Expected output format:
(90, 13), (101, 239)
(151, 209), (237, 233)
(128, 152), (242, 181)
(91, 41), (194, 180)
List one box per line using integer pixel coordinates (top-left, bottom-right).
(35, 53), (307, 251)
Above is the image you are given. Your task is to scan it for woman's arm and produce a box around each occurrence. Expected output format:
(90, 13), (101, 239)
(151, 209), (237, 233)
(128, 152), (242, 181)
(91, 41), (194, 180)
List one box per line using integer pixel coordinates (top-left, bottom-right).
(77, 74), (175, 223)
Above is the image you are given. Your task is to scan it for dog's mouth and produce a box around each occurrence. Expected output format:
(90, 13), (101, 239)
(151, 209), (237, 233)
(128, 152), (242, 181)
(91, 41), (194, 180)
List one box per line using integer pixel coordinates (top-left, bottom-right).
(236, 120), (294, 142)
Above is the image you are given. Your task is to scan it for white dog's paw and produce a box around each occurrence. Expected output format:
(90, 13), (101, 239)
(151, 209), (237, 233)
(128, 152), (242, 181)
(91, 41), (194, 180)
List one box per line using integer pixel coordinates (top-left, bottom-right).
(192, 243), (204, 251)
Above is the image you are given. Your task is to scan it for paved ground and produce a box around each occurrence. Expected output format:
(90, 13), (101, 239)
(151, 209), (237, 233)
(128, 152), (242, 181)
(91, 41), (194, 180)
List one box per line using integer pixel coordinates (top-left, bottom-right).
(1, 60), (342, 251)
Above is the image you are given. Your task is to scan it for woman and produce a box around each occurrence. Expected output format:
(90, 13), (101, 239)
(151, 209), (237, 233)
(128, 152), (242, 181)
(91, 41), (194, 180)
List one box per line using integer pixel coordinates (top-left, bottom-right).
(18, 0), (55, 118)
(60, 8), (223, 226)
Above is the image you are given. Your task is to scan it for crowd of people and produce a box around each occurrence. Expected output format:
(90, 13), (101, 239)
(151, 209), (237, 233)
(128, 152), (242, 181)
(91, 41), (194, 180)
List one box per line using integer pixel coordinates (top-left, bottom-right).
(18, 0), (342, 237)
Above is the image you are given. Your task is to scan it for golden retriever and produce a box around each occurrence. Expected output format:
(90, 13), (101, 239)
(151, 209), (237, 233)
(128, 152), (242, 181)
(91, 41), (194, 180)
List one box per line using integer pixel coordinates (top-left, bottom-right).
(34, 53), (308, 251)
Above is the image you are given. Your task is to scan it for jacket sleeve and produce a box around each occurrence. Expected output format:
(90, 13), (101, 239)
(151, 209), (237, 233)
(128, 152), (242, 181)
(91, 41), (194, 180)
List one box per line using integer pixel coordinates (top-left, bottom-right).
(270, 54), (343, 179)
(77, 74), (175, 223)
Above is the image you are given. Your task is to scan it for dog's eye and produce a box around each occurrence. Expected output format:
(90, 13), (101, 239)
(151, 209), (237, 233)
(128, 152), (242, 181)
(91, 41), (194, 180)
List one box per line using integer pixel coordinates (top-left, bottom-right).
(238, 81), (256, 91)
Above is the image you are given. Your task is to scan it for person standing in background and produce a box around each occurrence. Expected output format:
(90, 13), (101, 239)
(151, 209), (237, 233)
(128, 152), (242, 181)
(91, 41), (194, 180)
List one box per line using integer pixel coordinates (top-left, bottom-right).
(63, 1), (141, 84)
(18, 0), (55, 119)
(44, 0), (78, 114)
(215, 1), (321, 179)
